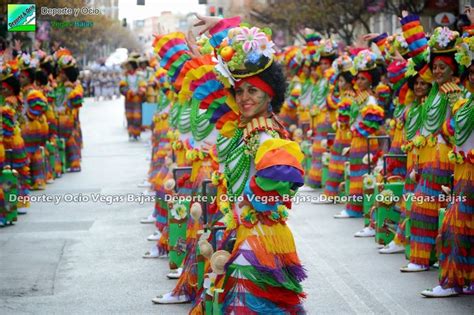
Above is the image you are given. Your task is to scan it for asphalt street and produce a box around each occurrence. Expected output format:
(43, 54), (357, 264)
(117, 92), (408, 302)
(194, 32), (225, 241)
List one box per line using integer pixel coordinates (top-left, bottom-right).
(0, 97), (472, 314)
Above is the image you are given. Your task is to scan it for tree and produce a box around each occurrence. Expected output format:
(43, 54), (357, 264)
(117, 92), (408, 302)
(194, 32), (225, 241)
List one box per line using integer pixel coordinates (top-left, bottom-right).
(251, 0), (373, 44)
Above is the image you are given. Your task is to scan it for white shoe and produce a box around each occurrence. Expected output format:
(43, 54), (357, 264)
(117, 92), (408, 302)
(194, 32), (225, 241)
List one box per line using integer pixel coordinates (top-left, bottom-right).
(140, 215), (155, 224)
(379, 241), (405, 254)
(354, 226), (376, 237)
(17, 208), (27, 215)
(298, 185), (315, 192)
(138, 180), (152, 188)
(420, 285), (459, 298)
(46, 179), (54, 184)
(400, 263), (429, 272)
(151, 292), (190, 304)
(334, 210), (352, 219)
(167, 268), (183, 279)
(147, 231), (161, 241)
(143, 245), (160, 259)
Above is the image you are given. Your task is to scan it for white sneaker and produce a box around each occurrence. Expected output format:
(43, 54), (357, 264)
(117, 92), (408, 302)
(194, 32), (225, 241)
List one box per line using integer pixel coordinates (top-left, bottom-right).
(400, 263), (429, 272)
(420, 285), (459, 298)
(334, 210), (352, 219)
(379, 241), (405, 254)
(354, 226), (376, 237)
(17, 208), (28, 215)
(167, 268), (183, 279)
(140, 215), (155, 224)
(143, 245), (160, 259)
(137, 180), (152, 188)
(46, 179), (54, 184)
(147, 231), (161, 241)
(152, 292), (190, 304)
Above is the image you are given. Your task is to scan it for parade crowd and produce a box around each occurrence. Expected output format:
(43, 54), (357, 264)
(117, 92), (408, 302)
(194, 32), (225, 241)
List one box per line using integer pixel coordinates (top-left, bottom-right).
(1, 6), (472, 314)
(0, 43), (84, 227)
(118, 9), (473, 313)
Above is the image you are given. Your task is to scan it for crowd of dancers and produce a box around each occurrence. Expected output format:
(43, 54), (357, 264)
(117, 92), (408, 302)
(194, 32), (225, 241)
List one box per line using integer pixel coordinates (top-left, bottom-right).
(119, 9), (473, 314)
(0, 43), (84, 227)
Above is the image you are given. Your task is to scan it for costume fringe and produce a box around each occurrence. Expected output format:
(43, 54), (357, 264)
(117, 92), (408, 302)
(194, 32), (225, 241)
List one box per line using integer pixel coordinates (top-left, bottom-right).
(410, 143), (454, 266)
(439, 162), (474, 289)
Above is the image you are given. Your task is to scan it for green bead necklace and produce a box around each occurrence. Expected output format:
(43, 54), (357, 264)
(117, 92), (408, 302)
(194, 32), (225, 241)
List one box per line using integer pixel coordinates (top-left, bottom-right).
(190, 99), (214, 141)
(178, 105), (191, 134)
(421, 84), (448, 135)
(454, 95), (474, 146)
(405, 99), (423, 141)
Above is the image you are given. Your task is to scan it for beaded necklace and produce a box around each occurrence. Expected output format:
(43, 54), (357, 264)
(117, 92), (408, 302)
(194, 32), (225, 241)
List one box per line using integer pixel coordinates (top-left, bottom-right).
(217, 132), (239, 163)
(222, 128), (251, 198)
(405, 98), (423, 141)
(169, 103), (180, 128)
(454, 95), (474, 146)
(393, 99), (405, 121)
(190, 99), (214, 141)
(177, 104), (192, 134)
(313, 79), (328, 107)
(421, 84), (447, 135)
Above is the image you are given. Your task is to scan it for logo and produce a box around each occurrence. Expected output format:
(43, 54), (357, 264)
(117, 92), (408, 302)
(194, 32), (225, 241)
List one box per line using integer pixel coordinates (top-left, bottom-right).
(7, 4), (36, 32)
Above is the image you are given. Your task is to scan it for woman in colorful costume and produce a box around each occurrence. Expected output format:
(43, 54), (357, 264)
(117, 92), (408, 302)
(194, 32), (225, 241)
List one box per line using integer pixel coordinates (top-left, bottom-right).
(379, 14), (433, 253)
(18, 53), (48, 190)
(119, 54), (146, 141)
(186, 15), (307, 314)
(420, 19), (474, 297)
(334, 50), (385, 219)
(34, 50), (60, 182)
(323, 54), (355, 198)
(307, 39), (338, 189)
(54, 49), (83, 172)
(398, 24), (461, 272)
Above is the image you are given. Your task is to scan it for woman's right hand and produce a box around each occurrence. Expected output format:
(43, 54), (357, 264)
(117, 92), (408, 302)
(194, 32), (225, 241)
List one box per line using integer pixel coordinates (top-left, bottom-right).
(193, 13), (221, 35)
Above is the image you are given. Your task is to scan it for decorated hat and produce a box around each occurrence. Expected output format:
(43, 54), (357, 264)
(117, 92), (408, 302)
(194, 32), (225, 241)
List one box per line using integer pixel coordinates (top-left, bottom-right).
(0, 60), (17, 81)
(332, 53), (354, 75)
(353, 50), (378, 72)
(282, 46), (304, 73)
(428, 27), (460, 54)
(18, 52), (39, 70)
(214, 25), (275, 83)
(455, 35), (474, 69)
(319, 38), (338, 58)
(386, 34), (409, 59)
(54, 48), (76, 69)
(405, 51), (433, 83)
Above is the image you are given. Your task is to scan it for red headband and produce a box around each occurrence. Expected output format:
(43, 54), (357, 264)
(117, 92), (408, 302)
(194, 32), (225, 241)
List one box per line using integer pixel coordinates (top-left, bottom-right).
(358, 71), (373, 83)
(433, 55), (456, 72)
(235, 76), (275, 98)
(2, 81), (14, 92)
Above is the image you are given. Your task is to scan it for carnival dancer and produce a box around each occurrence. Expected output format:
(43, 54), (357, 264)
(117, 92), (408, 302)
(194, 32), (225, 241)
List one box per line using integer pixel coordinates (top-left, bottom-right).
(379, 14), (433, 253)
(334, 50), (385, 219)
(119, 54), (146, 141)
(187, 15), (307, 313)
(18, 53), (48, 190)
(323, 54), (355, 198)
(54, 49), (83, 172)
(34, 50), (61, 181)
(420, 15), (474, 296)
(0, 60), (30, 213)
(307, 39), (338, 188)
(399, 25), (461, 272)
(279, 46), (305, 128)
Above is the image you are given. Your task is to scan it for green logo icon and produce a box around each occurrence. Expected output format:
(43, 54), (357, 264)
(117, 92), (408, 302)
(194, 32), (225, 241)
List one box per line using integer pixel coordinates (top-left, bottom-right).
(8, 4), (36, 32)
